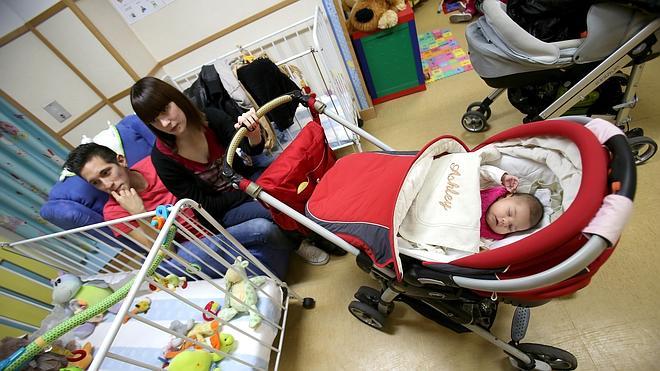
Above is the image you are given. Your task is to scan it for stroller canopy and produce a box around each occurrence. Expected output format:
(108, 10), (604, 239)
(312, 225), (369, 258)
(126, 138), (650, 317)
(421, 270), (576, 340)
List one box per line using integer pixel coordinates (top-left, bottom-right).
(467, 0), (657, 81)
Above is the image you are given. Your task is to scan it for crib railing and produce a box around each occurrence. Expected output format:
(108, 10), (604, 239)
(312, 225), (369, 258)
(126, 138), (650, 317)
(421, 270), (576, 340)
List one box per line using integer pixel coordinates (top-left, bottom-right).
(1, 199), (302, 371)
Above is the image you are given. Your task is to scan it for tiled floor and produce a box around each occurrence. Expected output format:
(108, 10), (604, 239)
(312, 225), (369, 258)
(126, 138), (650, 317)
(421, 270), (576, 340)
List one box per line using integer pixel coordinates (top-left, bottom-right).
(278, 2), (660, 370)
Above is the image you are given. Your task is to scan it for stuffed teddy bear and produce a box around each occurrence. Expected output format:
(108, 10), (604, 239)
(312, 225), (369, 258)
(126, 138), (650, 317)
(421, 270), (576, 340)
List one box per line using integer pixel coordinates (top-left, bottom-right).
(346, 0), (407, 33)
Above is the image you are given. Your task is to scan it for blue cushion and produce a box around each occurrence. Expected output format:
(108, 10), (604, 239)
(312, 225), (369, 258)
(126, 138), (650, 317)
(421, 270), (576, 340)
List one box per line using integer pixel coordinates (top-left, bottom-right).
(40, 176), (107, 229)
(116, 115), (155, 167)
(40, 115), (154, 229)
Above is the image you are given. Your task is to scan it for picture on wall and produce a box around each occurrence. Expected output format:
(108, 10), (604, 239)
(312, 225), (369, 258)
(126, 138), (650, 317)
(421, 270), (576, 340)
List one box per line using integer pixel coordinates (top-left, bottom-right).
(109, 0), (175, 24)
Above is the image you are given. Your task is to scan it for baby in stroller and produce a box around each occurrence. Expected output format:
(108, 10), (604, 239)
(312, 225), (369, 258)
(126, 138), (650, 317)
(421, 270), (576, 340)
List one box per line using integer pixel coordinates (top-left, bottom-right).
(479, 166), (544, 238)
(398, 149), (547, 257)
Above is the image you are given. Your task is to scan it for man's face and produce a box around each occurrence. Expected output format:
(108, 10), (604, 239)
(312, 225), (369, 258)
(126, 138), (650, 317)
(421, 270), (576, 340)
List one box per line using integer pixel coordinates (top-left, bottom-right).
(80, 155), (131, 194)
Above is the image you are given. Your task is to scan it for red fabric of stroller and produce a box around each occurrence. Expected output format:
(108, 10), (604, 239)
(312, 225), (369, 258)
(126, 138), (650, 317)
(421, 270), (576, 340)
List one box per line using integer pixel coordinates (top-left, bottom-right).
(306, 152), (418, 271)
(306, 120), (611, 299)
(254, 121), (336, 234)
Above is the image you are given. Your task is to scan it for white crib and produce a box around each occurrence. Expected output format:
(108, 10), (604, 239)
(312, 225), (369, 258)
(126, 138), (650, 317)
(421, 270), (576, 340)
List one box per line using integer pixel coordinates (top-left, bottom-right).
(1, 199), (306, 371)
(170, 6), (363, 152)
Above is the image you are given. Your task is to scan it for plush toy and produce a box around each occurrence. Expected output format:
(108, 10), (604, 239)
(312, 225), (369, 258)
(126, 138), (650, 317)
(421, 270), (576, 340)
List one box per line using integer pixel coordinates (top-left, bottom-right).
(164, 319), (195, 355)
(149, 274), (188, 291)
(167, 350), (222, 371)
(51, 273), (114, 308)
(30, 273), (116, 343)
(0, 336), (68, 371)
(217, 257), (266, 328)
(164, 320), (236, 361)
(347, 0), (407, 33)
(123, 297), (151, 323)
(52, 273), (115, 323)
(187, 320), (220, 343)
(65, 342), (93, 370)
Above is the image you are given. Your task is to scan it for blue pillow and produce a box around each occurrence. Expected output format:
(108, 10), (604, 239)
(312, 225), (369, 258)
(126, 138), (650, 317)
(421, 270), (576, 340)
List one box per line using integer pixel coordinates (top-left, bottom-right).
(40, 176), (107, 229)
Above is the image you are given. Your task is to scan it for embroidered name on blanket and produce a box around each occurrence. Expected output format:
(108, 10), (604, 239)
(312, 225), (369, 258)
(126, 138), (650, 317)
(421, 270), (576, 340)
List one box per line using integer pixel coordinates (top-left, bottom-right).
(399, 152), (481, 253)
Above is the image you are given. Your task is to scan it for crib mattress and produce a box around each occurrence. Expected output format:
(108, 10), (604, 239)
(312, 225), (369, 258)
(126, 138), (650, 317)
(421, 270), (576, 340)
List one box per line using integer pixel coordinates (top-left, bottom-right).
(84, 277), (283, 371)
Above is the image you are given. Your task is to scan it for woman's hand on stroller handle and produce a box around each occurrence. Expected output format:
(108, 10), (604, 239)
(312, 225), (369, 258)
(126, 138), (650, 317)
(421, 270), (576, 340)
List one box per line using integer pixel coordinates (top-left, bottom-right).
(234, 108), (262, 145)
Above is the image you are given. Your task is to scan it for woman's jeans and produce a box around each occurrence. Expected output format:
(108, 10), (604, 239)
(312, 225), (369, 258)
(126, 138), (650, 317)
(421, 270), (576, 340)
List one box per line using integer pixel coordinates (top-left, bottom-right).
(167, 201), (293, 279)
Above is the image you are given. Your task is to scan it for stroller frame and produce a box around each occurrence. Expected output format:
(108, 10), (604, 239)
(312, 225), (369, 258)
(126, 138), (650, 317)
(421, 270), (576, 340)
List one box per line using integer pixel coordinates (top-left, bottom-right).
(225, 92), (637, 370)
(461, 0), (659, 165)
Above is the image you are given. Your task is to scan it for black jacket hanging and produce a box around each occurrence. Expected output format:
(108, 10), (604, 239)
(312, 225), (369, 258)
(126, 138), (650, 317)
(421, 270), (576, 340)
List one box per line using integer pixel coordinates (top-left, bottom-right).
(236, 58), (300, 130)
(184, 64), (245, 121)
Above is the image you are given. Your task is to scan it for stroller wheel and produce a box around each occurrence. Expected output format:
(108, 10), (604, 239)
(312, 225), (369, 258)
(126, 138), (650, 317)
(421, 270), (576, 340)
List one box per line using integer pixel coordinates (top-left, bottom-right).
(466, 101), (492, 119)
(302, 297), (316, 309)
(628, 136), (657, 165)
(354, 286), (394, 315)
(462, 110), (488, 132)
(348, 300), (386, 330)
(512, 343), (577, 370)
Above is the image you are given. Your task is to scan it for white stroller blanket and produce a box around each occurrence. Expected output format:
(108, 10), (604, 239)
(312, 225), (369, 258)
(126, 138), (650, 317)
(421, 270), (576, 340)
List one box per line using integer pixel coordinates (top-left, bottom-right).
(399, 153), (482, 254)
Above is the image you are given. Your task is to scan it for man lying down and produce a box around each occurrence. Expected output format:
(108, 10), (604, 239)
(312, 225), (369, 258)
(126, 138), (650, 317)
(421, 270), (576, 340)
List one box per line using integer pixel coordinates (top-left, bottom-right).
(397, 139), (573, 260)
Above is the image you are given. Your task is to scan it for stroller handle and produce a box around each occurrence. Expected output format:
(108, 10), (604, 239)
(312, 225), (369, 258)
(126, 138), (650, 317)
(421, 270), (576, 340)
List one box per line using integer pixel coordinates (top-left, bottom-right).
(226, 95), (294, 170)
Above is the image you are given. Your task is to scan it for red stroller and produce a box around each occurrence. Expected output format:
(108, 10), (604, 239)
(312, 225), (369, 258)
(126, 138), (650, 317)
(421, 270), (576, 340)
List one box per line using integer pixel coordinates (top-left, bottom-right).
(224, 91), (636, 370)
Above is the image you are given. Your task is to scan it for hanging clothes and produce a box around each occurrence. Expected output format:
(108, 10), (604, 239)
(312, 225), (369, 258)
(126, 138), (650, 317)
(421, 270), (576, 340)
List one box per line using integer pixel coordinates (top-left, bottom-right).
(184, 64), (245, 121)
(216, 58), (254, 110)
(236, 57), (300, 131)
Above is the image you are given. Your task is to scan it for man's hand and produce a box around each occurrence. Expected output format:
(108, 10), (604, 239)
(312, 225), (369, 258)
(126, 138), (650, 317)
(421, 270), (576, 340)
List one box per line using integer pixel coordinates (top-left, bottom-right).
(111, 188), (146, 215)
(234, 108), (262, 145)
(501, 173), (519, 193)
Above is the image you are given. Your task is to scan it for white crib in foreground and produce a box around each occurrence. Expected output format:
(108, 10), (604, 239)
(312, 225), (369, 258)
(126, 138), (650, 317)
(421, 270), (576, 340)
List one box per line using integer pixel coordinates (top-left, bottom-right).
(1, 199), (305, 371)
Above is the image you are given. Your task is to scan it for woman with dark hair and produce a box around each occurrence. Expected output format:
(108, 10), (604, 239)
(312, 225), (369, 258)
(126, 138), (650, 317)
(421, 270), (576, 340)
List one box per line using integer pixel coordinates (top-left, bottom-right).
(130, 76), (329, 265)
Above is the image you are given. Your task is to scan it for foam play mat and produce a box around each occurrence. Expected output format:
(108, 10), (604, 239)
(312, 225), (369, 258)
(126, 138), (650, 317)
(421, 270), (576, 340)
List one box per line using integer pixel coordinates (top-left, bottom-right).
(418, 28), (473, 83)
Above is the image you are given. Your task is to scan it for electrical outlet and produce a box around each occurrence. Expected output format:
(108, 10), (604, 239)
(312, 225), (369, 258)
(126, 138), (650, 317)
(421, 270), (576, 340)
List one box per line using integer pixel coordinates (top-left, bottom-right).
(43, 101), (71, 123)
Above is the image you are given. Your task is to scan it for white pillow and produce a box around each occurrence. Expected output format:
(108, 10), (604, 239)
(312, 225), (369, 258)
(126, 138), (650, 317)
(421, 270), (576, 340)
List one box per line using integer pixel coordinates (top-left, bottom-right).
(487, 188), (554, 249)
(81, 122), (124, 156)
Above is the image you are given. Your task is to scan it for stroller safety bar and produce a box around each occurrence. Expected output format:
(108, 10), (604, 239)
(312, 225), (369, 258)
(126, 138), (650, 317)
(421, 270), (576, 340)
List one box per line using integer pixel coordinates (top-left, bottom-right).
(454, 235), (608, 292)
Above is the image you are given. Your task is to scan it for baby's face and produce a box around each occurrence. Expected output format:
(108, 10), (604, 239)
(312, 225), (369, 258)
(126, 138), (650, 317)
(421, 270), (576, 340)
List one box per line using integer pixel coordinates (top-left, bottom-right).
(486, 195), (532, 235)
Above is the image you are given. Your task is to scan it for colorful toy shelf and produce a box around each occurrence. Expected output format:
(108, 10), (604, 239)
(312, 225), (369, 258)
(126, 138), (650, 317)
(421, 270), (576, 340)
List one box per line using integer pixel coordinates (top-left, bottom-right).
(351, 3), (426, 104)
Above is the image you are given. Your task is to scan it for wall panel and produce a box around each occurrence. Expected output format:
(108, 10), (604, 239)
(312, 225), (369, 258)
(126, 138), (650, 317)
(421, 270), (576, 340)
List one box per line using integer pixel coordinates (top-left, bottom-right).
(77, 0), (157, 78)
(114, 95), (133, 118)
(38, 8), (134, 98)
(0, 32), (99, 132)
(63, 105), (121, 145)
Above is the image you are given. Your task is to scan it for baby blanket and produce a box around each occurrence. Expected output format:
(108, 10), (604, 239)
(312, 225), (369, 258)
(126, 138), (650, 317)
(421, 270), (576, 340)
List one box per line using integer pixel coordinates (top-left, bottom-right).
(399, 152), (482, 253)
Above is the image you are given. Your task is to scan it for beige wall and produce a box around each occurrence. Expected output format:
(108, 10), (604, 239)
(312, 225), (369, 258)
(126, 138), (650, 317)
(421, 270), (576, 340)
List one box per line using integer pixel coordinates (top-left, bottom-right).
(0, 0), (312, 147)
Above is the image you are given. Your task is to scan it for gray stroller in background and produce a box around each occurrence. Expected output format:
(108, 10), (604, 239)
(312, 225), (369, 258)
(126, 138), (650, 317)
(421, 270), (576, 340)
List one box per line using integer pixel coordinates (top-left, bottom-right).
(462, 0), (659, 164)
